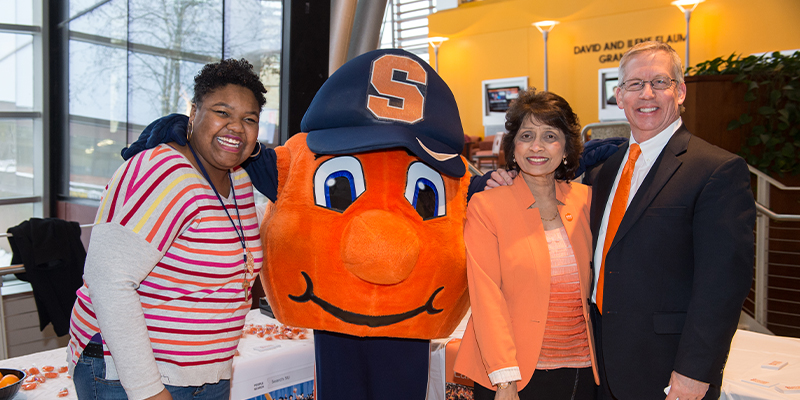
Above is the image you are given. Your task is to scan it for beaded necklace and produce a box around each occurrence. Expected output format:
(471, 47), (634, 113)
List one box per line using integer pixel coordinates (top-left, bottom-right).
(188, 143), (254, 300)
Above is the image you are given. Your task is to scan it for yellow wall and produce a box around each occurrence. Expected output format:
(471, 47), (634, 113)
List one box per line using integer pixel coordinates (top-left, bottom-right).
(428, 0), (800, 138)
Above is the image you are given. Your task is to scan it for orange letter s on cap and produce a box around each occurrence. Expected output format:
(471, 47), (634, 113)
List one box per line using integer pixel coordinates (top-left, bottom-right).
(367, 54), (427, 123)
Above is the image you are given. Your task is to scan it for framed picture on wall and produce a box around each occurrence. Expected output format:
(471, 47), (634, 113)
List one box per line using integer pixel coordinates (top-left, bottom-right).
(598, 67), (626, 121)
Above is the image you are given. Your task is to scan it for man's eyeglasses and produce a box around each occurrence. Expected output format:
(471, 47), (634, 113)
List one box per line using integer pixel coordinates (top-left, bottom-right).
(619, 77), (679, 91)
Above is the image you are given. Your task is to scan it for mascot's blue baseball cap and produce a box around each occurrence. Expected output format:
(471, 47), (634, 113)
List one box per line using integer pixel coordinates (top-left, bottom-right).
(303, 48), (466, 178)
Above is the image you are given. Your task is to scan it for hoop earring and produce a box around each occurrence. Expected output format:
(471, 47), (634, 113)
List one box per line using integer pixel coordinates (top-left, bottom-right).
(250, 143), (262, 159)
(187, 122), (193, 142)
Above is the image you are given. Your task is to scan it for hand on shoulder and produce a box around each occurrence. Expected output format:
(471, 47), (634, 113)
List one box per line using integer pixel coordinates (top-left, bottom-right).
(485, 169), (517, 190)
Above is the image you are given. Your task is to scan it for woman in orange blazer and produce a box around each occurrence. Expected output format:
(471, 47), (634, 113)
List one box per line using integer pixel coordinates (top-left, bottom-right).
(455, 89), (599, 400)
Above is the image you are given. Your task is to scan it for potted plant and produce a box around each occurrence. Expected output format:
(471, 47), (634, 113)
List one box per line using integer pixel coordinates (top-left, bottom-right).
(685, 51), (800, 177)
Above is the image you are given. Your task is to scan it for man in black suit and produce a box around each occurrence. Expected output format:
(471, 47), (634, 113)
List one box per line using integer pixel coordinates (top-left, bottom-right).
(587, 41), (755, 400)
(481, 41), (755, 400)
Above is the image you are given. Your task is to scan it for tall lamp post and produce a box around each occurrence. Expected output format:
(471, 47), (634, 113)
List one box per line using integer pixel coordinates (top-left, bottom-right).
(533, 20), (559, 92)
(428, 36), (449, 72)
(671, 0), (705, 73)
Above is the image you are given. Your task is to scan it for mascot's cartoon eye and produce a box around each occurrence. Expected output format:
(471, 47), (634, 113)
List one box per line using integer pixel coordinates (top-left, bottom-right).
(404, 162), (445, 220)
(313, 156), (366, 212)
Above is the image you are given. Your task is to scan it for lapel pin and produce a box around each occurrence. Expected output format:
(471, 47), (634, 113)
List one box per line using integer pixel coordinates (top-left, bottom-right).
(564, 213), (573, 221)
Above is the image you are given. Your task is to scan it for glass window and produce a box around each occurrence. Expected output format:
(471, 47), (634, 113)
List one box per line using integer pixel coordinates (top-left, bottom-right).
(129, 0), (223, 57)
(0, 203), (35, 261)
(0, 0), (33, 25)
(68, 0), (127, 40)
(0, 33), (34, 112)
(1, 0), (42, 280)
(64, 0), (284, 199)
(226, 0), (283, 147)
(0, 119), (34, 198)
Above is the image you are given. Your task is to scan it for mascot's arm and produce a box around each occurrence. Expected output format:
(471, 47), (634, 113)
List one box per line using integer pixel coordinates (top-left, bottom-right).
(463, 195), (521, 384)
(466, 137), (625, 200)
(120, 113), (189, 161)
(241, 146), (278, 202)
(121, 113), (279, 202)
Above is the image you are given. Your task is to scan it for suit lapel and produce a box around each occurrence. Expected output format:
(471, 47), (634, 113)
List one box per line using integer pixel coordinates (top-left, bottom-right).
(610, 126), (690, 250)
(591, 142), (627, 252)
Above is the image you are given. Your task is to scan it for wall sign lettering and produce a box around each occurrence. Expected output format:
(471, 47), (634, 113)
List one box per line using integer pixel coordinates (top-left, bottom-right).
(573, 33), (686, 63)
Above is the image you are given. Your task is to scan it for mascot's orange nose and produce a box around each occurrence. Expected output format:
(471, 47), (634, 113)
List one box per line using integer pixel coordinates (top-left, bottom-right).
(341, 210), (420, 285)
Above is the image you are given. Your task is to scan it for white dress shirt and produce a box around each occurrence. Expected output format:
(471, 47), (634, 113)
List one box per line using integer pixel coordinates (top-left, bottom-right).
(591, 118), (683, 303)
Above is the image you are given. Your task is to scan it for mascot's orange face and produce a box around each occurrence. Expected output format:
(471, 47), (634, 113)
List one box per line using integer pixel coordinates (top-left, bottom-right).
(260, 134), (470, 339)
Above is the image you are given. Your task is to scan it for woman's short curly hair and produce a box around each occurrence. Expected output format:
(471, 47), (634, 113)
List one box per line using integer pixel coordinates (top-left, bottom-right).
(193, 58), (267, 109)
(502, 88), (583, 181)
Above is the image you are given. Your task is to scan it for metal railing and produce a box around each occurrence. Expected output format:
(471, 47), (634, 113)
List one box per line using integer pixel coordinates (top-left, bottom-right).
(749, 166), (800, 329)
(580, 121), (631, 143)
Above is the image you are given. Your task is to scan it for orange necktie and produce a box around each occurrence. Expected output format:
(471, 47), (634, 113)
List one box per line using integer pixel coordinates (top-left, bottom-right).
(597, 143), (641, 314)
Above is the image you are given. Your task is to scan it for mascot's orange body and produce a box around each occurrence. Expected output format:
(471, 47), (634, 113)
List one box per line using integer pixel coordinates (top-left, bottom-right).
(260, 134), (470, 339)
(257, 48), (471, 400)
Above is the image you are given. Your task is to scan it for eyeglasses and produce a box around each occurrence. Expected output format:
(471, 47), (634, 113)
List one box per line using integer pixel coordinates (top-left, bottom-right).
(619, 77), (679, 91)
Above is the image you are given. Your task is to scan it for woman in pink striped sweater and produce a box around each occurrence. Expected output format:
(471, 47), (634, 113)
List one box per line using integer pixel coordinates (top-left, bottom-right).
(67, 59), (266, 400)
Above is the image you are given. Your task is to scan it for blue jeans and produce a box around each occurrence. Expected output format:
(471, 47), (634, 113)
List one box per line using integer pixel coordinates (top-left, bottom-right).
(73, 353), (230, 400)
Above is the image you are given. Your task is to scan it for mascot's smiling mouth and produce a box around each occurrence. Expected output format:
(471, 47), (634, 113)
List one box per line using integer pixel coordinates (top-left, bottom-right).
(289, 271), (444, 328)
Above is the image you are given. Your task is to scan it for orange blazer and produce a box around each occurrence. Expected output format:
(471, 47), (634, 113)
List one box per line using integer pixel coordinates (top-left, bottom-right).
(454, 176), (599, 390)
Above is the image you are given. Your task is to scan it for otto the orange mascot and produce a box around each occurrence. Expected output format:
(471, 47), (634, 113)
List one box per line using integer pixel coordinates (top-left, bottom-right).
(261, 49), (470, 400)
(123, 49), (471, 400)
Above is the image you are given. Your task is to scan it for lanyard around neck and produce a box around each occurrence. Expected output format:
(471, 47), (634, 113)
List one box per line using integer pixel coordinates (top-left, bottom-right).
(187, 143), (248, 258)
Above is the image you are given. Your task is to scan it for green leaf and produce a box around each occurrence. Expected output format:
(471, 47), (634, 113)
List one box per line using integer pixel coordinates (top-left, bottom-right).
(753, 125), (766, 135)
(733, 74), (746, 83)
(749, 81), (760, 90)
(747, 136), (761, 146)
(739, 113), (753, 124)
(761, 134), (770, 144)
(745, 91), (758, 102)
(771, 90), (782, 103)
(727, 120), (741, 130)
(758, 106), (776, 115)
(781, 143), (796, 156)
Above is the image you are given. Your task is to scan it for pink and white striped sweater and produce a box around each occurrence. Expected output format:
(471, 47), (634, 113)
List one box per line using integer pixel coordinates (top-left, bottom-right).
(67, 144), (263, 399)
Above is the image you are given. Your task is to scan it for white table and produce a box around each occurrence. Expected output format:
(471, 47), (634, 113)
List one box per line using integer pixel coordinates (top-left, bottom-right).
(720, 329), (800, 399)
(0, 310), (315, 400)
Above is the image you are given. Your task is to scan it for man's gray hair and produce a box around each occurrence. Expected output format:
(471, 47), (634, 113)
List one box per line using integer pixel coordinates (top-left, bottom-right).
(618, 41), (684, 83)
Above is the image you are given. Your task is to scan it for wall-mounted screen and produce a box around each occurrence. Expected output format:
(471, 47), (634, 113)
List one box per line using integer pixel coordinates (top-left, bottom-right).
(486, 86), (520, 112)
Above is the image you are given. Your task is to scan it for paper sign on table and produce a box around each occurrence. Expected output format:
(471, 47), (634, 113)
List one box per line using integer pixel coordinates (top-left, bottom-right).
(761, 360), (788, 370)
(775, 384), (800, 394)
(741, 377), (778, 388)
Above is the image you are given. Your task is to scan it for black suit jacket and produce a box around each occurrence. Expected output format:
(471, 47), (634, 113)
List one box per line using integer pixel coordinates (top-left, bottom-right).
(588, 125), (755, 399)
